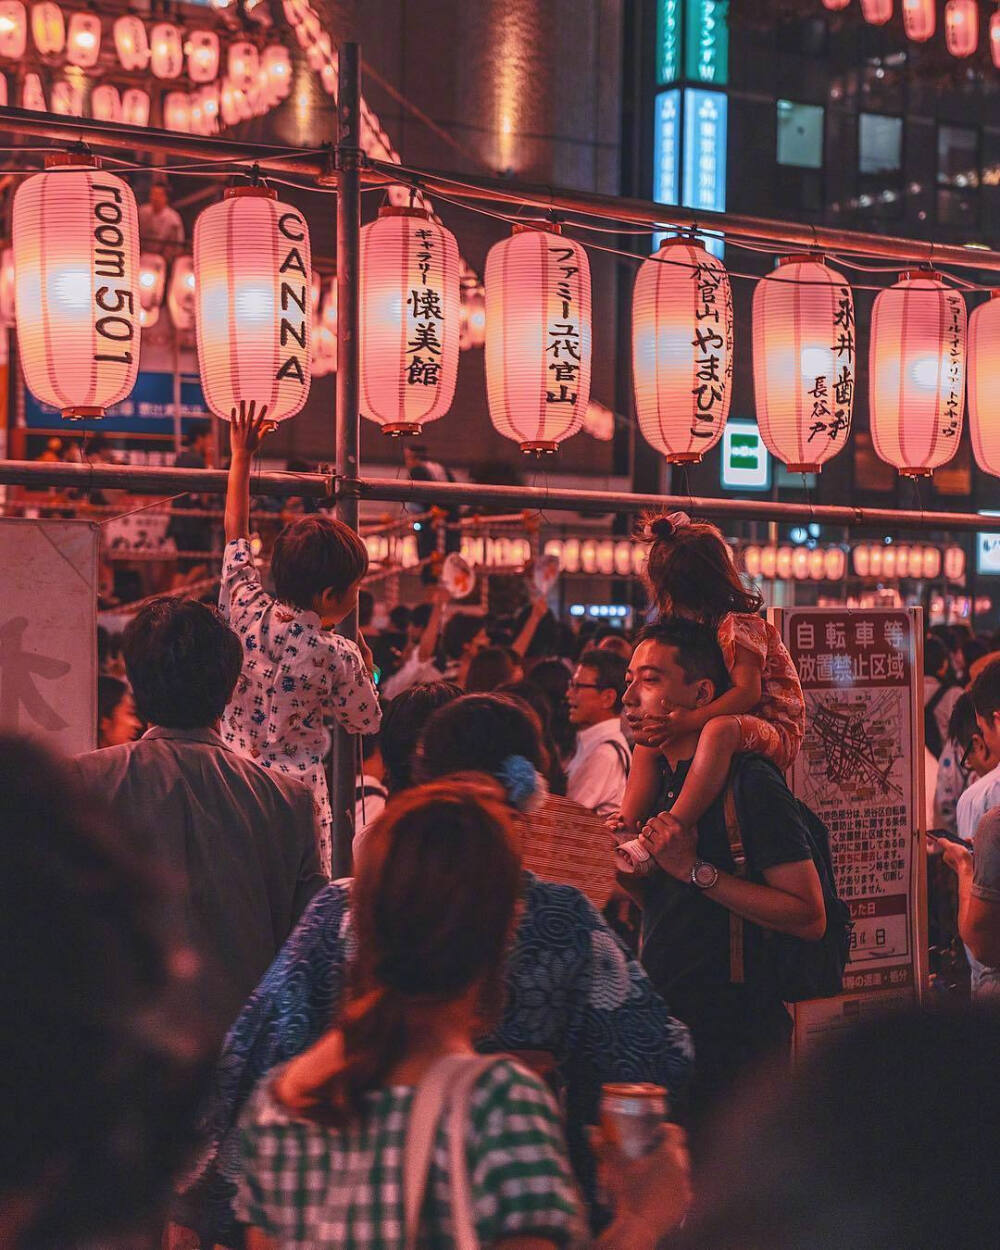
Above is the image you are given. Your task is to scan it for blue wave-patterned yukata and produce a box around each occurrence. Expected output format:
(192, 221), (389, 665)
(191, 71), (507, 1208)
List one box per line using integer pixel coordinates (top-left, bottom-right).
(177, 872), (693, 1246)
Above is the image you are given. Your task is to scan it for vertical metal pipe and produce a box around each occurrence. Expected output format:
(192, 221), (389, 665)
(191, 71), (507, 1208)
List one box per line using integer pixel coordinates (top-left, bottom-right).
(330, 42), (363, 879)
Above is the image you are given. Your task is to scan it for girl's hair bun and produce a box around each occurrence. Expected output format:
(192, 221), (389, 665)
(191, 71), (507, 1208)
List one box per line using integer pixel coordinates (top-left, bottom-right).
(645, 511), (691, 541)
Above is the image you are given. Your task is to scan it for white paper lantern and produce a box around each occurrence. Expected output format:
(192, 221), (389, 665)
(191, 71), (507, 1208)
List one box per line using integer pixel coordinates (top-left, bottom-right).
(262, 44), (292, 99)
(0, 74), (6, 106)
(484, 224), (592, 454)
(197, 83), (220, 132)
(122, 88), (150, 128)
(151, 22), (183, 79)
(632, 238), (734, 464)
(902, 0), (935, 41)
(138, 253), (166, 311)
(187, 28), (220, 83)
(51, 78), (83, 116)
(167, 254), (195, 331)
(91, 84), (122, 124)
(945, 0), (978, 57)
(13, 156), (140, 419)
(0, 1), (26, 58)
(113, 14), (148, 70)
(0, 245), (15, 326)
(860, 0), (892, 23)
(968, 292), (1000, 477)
(30, 0), (61, 54)
(194, 186), (312, 423)
(164, 91), (191, 133)
(227, 39), (258, 86)
(22, 69), (44, 110)
(752, 256), (855, 473)
(359, 206), (461, 436)
(869, 270), (966, 476)
(65, 10), (100, 68)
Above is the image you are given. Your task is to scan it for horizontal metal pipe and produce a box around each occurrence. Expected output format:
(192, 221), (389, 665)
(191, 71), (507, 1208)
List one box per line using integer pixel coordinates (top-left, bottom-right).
(0, 461), (978, 532)
(364, 158), (1000, 274)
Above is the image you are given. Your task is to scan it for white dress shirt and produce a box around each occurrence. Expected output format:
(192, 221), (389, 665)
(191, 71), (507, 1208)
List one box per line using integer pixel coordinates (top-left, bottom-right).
(565, 717), (631, 818)
(956, 762), (1000, 844)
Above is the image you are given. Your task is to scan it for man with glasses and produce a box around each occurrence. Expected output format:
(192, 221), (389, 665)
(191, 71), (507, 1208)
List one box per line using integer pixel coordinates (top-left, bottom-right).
(566, 648), (631, 818)
(934, 693), (995, 839)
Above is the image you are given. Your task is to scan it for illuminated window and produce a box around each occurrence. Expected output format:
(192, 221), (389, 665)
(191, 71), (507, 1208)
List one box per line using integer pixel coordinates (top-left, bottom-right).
(776, 100), (824, 169)
(859, 114), (902, 173)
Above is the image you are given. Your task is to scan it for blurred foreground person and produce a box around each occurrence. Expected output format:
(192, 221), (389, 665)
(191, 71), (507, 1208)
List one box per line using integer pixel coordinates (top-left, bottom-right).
(678, 1006), (1000, 1250)
(0, 734), (212, 1249)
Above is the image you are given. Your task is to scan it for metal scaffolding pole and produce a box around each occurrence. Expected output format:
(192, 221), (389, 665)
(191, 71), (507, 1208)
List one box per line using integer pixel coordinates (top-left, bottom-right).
(330, 44), (363, 879)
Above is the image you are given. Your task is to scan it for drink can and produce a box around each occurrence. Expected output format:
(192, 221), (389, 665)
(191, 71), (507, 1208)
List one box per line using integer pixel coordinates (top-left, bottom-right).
(600, 1082), (668, 1160)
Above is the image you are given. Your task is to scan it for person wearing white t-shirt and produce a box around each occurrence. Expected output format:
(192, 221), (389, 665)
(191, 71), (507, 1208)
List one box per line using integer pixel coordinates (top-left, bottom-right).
(566, 648), (631, 818)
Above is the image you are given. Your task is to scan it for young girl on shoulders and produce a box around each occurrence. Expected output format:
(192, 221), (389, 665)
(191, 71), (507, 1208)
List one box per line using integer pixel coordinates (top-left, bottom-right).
(615, 511), (804, 870)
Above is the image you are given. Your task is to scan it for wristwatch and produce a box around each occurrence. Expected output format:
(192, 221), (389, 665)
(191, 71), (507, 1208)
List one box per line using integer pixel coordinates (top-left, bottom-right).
(690, 859), (720, 890)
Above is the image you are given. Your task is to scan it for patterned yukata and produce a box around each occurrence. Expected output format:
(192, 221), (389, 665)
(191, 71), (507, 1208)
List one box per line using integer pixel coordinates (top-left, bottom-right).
(716, 612), (805, 772)
(175, 872), (693, 1247)
(219, 538), (381, 872)
(235, 1059), (587, 1249)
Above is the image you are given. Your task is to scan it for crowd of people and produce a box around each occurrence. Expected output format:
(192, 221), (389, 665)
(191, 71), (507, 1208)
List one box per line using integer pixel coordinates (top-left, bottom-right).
(4, 404), (999, 1248)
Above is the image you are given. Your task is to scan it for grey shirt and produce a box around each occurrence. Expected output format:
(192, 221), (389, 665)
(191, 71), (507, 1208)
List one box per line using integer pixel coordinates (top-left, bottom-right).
(971, 807), (1000, 1000)
(71, 726), (327, 1027)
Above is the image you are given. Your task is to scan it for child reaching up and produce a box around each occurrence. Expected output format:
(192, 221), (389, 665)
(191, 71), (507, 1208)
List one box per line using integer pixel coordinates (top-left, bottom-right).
(219, 401), (381, 873)
(615, 511), (804, 874)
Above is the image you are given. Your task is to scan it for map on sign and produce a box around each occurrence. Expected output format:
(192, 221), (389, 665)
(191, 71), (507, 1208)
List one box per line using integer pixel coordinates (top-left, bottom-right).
(799, 689), (904, 806)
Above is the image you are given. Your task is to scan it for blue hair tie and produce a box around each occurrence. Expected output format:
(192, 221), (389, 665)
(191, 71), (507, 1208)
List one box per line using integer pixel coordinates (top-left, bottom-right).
(496, 754), (540, 812)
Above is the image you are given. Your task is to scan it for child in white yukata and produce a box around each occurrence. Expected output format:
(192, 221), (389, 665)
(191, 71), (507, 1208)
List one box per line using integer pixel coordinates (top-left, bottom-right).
(219, 401), (380, 873)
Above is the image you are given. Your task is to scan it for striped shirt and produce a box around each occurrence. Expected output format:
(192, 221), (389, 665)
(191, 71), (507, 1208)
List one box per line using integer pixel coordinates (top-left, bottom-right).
(235, 1058), (587, 1248)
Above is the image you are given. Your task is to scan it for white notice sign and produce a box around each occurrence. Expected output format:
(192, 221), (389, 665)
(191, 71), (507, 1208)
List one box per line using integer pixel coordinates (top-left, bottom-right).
(0, 518), (98, 755)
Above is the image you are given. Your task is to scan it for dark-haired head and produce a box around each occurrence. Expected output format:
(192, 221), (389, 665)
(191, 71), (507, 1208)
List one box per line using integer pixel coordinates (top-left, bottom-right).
(379, 682), (463, 795)
(641, 510), (763, 625)
(278, 777), (521, 1124)
(464, 645), (516, 694)
(634, 619), (731, 693)
(924, 635), (952, 680)
(0, 734), (212, 1247)
(270, 515), (369, 618)
(416, 693), (549, 785)
(123, 598), (243, 730)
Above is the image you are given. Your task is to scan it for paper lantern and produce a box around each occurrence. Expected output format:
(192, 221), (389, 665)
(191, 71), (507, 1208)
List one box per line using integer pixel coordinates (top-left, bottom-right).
(227, 39), (258, 86)
(12, 156), (140, 419)
(113, 14), (148, 70)
(66, 10), (100, 68)
(459, 278), (486, 350)
(22, 69), (44, 110)
(138, 252), (166, 314)
(821, 0), (851, 9)
(752, 256), (855, 473)
(122, 88), (150, 128)
(151, 22), (183, 78)
(968, 292), (1000, 476)
(262, 44), (292, 99)
(30, 0), (60, 53)
(992, 10), (1000, 67)
(0, 74), (5, 106)
(197, 83), (220, 132)
(869, 270), (966, 476)
(51, 78), (83, 116)
(167, 254), (195, 331)
(0, 1), (26, 57)
(632, 238), (733, 464)
(945, 0), (978, 56)
(358, 207), (460, 436)
(485, 224), (591, 453)
(902, 0), (935, 41)
(164, 92), (191, 133)
(860, 0), (892, 23)
(187, 29), (219, 83)
(92, 84), (122, 124)
(0, 245), (15, 326)
(194, 186), (312, 423)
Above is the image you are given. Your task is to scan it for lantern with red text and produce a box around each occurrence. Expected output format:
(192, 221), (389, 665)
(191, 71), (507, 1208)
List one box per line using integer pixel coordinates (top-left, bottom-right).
(228, 40), (258, 86)
(945, 0), (978, 55)
(860, 0), (892, 23)
(151, 23), (183, 78)
(122, 88), (150, 128)
(992, 10), (1000, 67)
(22, 70), (43, 110)
(358, 207), (460, 436)
(968, 292), (1000, 476)
(194, 187), (311, 423)
(51, 78), (82, 116)
(12, 157), (140, 419)
(632, 238), (733, 464)
(187, 29), (220, 83)
(869, 271), (966, 476)
(484, 224), (591, 454)
(114, 15), (148, 70)
(752, 256), (855, 473)
(902, 0), (935, 40)
(262, 45), (292, 99)
(92, 84), (122, 124)
(66, 10), (100, 68)
(29, 0), (59, 53)
(0, 1), (26, 57)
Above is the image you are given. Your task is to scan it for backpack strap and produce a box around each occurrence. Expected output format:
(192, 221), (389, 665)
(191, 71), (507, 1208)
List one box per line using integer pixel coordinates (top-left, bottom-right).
(605, 737), (632, 779)
(721, 770), (747, 985)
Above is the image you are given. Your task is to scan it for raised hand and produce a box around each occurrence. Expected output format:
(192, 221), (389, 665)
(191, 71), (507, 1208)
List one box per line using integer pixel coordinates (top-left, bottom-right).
(229, 399), (274, 456)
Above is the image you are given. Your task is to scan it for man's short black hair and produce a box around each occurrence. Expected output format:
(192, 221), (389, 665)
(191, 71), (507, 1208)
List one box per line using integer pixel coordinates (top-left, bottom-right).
(924, 636), (950, 678)
(123, 598), (243, 729)
(270, 515), (369, 610)
(947, 692), (979, 752)
(635, 618), (731, 694)
(577, 648), (627, 711)
(970, 657), (1000, 725)
(184, 421), (210, 447)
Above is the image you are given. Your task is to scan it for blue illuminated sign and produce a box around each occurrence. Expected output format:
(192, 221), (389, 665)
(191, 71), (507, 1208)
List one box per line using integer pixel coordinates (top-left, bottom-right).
(24, 372), (210, 434)
(682, 87), (727, 257)
(653, 89), (681, 207)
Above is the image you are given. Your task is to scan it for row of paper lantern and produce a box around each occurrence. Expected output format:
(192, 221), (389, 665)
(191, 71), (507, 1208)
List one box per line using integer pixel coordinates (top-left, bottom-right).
(823, 0), (1000, 65)
(742, 541), (965, 582)
(8, 157), (1000, 480)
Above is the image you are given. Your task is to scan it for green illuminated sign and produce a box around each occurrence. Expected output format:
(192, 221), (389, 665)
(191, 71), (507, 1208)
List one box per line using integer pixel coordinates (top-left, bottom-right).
(656, 0), (682, 84)
(685, 0), (729, 86)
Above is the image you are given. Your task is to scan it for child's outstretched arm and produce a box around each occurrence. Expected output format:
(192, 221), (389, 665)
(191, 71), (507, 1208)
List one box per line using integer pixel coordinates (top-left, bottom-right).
(224, 400), (272, 544)
(615, 744), (663, 838)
